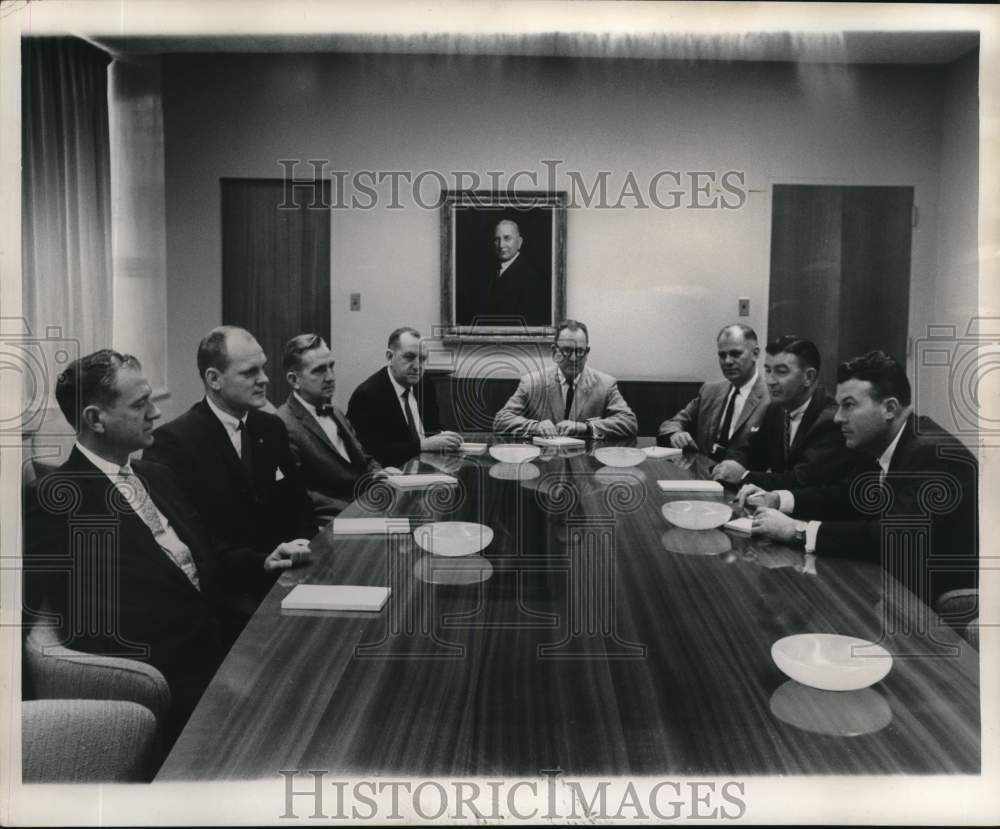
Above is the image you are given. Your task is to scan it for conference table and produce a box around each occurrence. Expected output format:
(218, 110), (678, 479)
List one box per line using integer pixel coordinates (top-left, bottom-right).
(156, 437), (980, 780)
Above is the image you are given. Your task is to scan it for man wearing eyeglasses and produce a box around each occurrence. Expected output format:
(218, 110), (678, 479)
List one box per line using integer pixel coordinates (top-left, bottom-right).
(493, 319), (638, 438)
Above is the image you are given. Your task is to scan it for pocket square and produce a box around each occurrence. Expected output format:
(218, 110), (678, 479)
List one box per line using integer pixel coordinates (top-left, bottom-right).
(275, 467), (285, 482)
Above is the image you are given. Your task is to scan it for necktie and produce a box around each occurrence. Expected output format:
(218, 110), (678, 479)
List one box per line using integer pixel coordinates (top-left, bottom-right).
(716, 385), (738, 447)
(117, 468), (201, 590)
(316, 405), (351, 461)
(783, 410), (792, 461)
(563, 379), (576, 421)
(237, 420), (253, 475)
(401, 389), (419, 441)
(316, 403), (334, 418)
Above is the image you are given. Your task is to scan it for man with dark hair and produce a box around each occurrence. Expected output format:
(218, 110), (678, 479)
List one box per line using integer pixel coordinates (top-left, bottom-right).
(26, 350), (309, 743)
(347, 327), (462, 467)
(145, 326), (315, 597)
(713, 335), (853, 489)
(658, 323), (769, 459)
(744, 350), (978, 604)
(277, 334), (394, 515)
(493, 319), (637, 438)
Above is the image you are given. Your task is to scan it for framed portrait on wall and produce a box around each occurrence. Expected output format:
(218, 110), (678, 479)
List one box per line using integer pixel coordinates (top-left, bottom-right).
(440, 190), (567, 340)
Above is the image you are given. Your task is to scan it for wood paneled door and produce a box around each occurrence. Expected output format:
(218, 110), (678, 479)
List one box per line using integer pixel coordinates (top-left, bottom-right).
(768, 185), (913, 392)
(221, 178), (331, 406)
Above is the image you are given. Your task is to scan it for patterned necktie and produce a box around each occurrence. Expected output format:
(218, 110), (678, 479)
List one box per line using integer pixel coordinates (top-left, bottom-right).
(117, 467), (201, 590)
(563, 379), (576, 421)
(401, 388), (419, 441)
(716, 385), (738, 447)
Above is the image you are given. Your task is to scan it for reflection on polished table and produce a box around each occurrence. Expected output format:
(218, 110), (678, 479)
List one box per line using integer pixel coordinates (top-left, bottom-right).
(156, 436), (979, 779)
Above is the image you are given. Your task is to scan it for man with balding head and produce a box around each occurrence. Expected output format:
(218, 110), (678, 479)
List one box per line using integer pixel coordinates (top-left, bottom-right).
(658, 323), (769, 460)
(146, 326), (315, 595)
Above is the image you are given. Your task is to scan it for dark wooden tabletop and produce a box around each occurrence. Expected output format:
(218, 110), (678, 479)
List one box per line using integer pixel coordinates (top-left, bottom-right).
(157, 438), (980, 780)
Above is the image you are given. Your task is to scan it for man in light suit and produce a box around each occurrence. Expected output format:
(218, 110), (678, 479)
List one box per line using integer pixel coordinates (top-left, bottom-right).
(744, 350), (977, 605)
(278, 334), (394, 516)
(347, 327), (463, 467)
(24, 350), (309, 742)
(145, 326), (314, 599)
(712, 335), (853, 489)
(493, 319), (638, 438)
(658, 323), (768, 459)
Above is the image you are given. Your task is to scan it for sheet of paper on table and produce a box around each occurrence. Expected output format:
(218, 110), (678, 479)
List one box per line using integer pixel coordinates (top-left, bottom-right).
(387, 473), (459, 489)
(657, 480), (724, 493)
(458, 442), (487, 454)
(280, 584), (391, 612)
(644, 446), (683, 459)
(723, 517), (753, 534)
(532, 436), (586, 447)
(332, 518), (411, 535)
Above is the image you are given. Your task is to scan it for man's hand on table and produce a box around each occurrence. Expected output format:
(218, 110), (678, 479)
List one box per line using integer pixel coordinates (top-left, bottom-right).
(736, 483), (780, 511)
(669, 431), (697, 450)
(421, 431), (463, 452)
(534, 419), (558, 437)
(750, 508), (797, 543)
(556, 420), (588, 436)
(264, 538), (312, 571)
(712, 459), (747, 484)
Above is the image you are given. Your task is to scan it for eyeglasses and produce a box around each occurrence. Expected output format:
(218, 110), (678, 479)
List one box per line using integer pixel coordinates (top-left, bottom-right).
(554, 346), (590, 359)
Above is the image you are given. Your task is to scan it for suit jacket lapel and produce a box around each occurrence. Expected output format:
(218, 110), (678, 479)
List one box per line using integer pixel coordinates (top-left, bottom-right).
(789, 388), (824, 455)
(291, 394), (338, 455)
(732, 376), (766, 434)
(546, 367), (565, 422)
(195, 400), (253, 484)
(332, 409), (364, 466)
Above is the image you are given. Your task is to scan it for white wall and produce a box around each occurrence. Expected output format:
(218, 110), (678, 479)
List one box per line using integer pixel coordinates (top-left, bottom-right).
(161, 53), (963, 418)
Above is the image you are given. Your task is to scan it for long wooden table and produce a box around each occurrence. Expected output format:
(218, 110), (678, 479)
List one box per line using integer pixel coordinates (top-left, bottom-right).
(157, 438), (980, 779)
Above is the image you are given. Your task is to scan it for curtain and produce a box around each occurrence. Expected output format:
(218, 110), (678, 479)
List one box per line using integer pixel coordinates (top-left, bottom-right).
(22, 37), (113, 358)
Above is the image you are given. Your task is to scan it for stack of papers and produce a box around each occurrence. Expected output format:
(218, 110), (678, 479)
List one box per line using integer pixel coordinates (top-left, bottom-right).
(280, 585), (391, 612)
(657, 480), (724, 494)
(644, 446), (683, 459)
(533, 436), (586, 447)
(458, 442), (487, 454)
(387, 474), (458, 489)
(332, 518), (410, 535)
(723, 517), (753, 534)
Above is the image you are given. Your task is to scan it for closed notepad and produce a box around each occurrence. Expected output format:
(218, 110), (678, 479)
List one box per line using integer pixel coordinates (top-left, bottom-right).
(657, 480), (724, 493)
(332, 518), (410, 535)
(280, 585), (390, 612)
(387, 474), (458, 489)
(532, 436), (586, 447)
(644, 446), (682, 459)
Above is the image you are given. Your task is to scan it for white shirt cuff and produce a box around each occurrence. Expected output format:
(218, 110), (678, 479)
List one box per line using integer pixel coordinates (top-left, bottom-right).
(804, 521), (821, 554)
(777, 490), (795, 514)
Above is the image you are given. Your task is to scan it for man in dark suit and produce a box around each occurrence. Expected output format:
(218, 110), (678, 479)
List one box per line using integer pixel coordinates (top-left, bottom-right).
(24, 350), (309, 742)
(347, 327), (463, 467)
(658, 323), (769, 459)
(144, 326), (315, 595)
(745, 350), (978, 605)
(713, 335), (853, 489)
(278, 333), (397, 516)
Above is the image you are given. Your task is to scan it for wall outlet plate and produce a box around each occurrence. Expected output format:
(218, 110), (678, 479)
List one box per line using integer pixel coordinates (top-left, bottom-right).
(350, 293), (361, 311)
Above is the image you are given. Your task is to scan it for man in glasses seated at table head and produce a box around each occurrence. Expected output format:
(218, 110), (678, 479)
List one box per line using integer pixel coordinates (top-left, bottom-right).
(658, 323), (769, 460)
(740, 350), (978, 605)
(493, 319), (638, 438)
(712, 335), (854, 489)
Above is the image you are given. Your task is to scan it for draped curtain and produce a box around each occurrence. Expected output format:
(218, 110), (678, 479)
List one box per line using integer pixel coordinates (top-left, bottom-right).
(22, 37), (113, 357)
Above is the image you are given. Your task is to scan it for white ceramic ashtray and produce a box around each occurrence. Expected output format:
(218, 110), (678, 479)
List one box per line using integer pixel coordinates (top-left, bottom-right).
(489, 462), (541, 481)
(488, 444), (541, 464)
(412, 522), (494, 557)
(661, 500), (732, 530)
(593, 446), (646, 467)
(771, 634), (893, 692)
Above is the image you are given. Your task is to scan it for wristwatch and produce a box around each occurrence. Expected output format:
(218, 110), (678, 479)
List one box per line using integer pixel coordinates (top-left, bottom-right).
(793, 520), (808, 547)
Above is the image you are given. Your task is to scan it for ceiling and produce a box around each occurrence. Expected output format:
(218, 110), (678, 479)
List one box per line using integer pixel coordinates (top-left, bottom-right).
(90, 30), (979, 65)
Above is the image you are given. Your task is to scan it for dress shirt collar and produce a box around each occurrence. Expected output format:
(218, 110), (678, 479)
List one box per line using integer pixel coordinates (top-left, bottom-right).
(498, 252), (520, 276)
(787, 396), (811, 423)
(386, 366), (415, 400)
(294, 391), (332, 420)
(205, 395), (247, 435)
(877, 414), (909, 476)
(75, 441), (130, 478)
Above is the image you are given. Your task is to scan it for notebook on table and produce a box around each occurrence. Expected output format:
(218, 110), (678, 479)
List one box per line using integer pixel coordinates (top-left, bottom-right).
(280, 585), (391, 612)
(656, 480), (724, 494)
